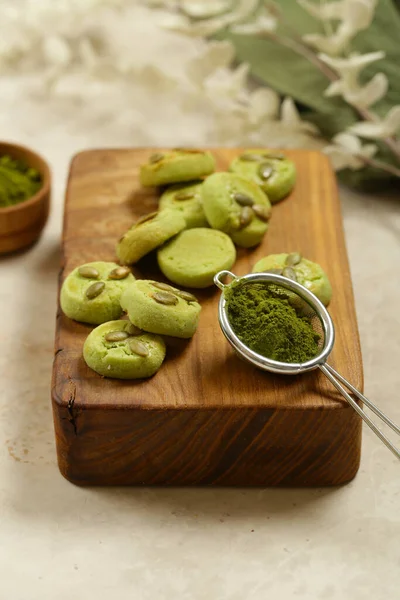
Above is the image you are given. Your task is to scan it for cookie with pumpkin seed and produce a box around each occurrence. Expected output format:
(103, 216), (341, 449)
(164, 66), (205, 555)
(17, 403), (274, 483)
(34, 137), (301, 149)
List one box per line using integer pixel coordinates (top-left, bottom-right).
(159, 180), (208, 229)
(252, 252), (332, 306)
(60, 261), (135, 325)
(201, 172), (272, 248)
(140, 149), (215, 187)
(229, 149), (296, 204)
(121, 279), (201, 339)
(83, 320), (166, 379)
(116, 209), (186, 265)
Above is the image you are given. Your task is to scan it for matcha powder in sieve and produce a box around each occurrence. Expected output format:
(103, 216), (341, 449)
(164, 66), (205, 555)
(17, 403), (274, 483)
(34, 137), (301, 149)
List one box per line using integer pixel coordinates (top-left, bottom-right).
(0, 155), (42, 208)
(225, 282), (320, 363)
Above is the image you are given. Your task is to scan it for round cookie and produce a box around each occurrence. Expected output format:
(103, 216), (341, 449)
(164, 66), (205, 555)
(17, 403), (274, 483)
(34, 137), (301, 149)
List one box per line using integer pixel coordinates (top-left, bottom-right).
(159, 181), (208, 229)
(157, 228), (236, 288)
(60, 261), (135, 325)
(229, 149), (296, 204)
(140, 149), (215, 187)
(252, 252), (332, 306)
(121, 280), (201, 338)
(201, 172), (271, 248)
(83, 320), (166, 379)
(116, 209), (186, 265)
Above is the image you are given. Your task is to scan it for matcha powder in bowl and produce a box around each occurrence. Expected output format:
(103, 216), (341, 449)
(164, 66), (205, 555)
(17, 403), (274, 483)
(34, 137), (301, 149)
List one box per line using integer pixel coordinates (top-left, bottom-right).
(0, 154), (42, 208)
(214, 270), (400, 460)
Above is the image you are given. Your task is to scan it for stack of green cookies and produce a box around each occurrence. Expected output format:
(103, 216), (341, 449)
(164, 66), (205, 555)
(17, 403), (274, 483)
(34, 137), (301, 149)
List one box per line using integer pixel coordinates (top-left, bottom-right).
(116, 147), (297, 290)
(60, 261), (202, 380)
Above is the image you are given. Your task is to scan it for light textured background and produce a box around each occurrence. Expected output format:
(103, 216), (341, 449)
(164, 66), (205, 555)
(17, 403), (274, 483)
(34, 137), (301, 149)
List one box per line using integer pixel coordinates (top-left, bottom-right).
(0, 2), (399, 599)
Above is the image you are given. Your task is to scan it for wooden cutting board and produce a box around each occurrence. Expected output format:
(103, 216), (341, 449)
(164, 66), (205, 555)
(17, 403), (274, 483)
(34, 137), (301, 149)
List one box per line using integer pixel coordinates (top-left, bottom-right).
(51, 149), (363, 486)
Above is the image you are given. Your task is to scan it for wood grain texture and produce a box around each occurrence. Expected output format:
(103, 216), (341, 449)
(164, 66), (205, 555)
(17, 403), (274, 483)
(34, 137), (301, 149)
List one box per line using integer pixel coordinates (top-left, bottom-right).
(52, 148), (363, 486)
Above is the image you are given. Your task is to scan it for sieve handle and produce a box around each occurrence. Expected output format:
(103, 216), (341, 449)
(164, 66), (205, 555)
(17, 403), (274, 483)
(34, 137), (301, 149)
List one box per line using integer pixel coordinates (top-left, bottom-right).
(319, 364), (400, 460)
(324, 364), (400, 436)
(214, 270), (237, 290)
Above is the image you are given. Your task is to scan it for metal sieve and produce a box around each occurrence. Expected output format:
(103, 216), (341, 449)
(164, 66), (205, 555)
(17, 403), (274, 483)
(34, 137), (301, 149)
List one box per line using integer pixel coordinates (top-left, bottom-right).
(214, 270), (400, 460)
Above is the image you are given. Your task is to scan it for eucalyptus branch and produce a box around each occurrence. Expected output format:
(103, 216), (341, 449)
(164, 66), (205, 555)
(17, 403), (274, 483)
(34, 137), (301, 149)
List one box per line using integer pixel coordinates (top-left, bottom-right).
(164, 0), (400, 179)
(259, 30), (400, 166)
(298, 49), (400, 164)
(274, 0), (400, 165)
(357, 155), (400, 179)
(264, 32), (338, 82)
(266, 3), (340, 81)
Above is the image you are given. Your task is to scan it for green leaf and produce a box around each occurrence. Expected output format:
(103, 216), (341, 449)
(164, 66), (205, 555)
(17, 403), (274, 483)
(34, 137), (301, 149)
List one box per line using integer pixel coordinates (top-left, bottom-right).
(214, 0), (400, 188)
(214, 1), (400, 128)
(355, 0), (400, 118)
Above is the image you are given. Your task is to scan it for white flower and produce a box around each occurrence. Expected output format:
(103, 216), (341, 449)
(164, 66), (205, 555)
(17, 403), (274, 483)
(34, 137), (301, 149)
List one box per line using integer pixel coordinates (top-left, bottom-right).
(247, 87), (280, 124)
(320, 52), (386, 108)
(298, 0), (377, 24)
(343, 0), (378, 29)
(297, 0), (347, 20)
(155, 12), (190, 30)
(327, 72), (388, 109)
(135, 65), (178, 94)
(42, 36), (72, 67)
(186, 41), (235, 85)
(303, 30), (352, 56)
(280, 97), (319, 134)
(250, 97), (322, 151)
(324, 132), (377, 170)
(205, 62), (250, 100)
(348, 106), (400, 139)
(254, 122), (324, 150)
(226, 0), (262, 22)
(78, 39), (98, 69)
(230, 13), (277, 35)
(162, 13), (233, 37)
(179, 0), (233, 19)
(146, 0), (179, 8)
(162, 0), (265, 37)
(319, 50), (385, 73)
(302, 0), (378, 55)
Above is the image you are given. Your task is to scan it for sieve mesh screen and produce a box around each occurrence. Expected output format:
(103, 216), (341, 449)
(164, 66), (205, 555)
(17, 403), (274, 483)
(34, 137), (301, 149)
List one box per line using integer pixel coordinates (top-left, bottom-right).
(226, 279), (326, 363)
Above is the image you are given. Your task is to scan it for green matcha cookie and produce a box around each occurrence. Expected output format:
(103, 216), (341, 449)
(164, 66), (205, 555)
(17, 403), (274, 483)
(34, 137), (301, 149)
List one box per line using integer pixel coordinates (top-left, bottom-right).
(157, 228), (236, 288)
(117, 209), (185, 265)
(83, 320), (166, 379)
(252, 252), (332, 306)
(140, 149), (215, 187)
(60, 261), (135, 325)
(159, 181), (208, 229)
(229, 149), (296, 204)
(121, 280), (201, 338)
(201, 172), (271, 248)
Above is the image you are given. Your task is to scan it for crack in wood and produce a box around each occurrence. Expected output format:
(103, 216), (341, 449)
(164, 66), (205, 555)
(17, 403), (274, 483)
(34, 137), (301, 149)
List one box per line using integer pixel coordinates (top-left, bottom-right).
(64, 378), (78, 435)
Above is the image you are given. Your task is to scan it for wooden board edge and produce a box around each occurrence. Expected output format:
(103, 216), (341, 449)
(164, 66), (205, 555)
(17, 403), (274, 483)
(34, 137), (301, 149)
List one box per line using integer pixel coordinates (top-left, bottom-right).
(52, 402), (362, 487)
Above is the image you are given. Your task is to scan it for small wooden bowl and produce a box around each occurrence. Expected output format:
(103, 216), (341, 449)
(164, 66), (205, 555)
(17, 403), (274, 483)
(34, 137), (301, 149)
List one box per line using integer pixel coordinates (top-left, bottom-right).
(0, 141), (51, 255)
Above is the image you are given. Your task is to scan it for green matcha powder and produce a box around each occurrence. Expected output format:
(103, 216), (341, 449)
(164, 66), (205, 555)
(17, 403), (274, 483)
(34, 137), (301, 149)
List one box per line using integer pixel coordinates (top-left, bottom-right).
(225, 282), (320, 363)
(0, 155), (42, 208)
